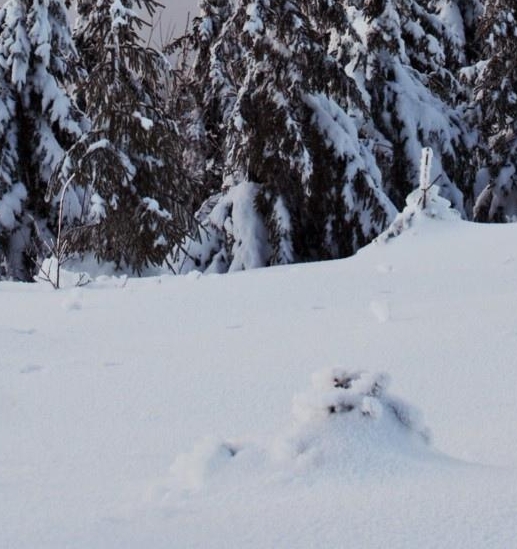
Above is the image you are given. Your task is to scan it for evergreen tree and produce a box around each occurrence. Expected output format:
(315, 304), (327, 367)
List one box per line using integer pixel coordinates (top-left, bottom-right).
(74, 0), (99, 73)
(431, 0), (484, 66)
(173, 0), (396, 274)
(0, 0), (82, 280)
(471, 0), (517, 222)
(347, 0), (472, 214)
(48, 0), (197, 273)
(0, 52), (24, 277)
(168, 0), (238, 203)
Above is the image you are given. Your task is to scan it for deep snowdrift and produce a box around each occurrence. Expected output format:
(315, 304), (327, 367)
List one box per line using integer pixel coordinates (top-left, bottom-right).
(2, 214), (517, 548)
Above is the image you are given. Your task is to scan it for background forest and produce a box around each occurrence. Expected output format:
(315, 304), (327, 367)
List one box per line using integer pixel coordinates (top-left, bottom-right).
(0, 0), (514, 281)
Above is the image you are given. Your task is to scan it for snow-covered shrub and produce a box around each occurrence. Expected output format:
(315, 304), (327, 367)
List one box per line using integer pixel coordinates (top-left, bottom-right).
(291, 368), (429, 442)
(268, 367), (432, 477)
(168, 367), (431, 494)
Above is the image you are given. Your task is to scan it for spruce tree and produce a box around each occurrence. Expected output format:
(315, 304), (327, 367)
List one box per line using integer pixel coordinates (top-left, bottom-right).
(471, 0), (517, 222)
(168, 0), (237, 202)
(173, 0), (396, 274)
(48, 0), (197, 273)
(351, 0), (471, 214)
(431, 0), (484, 66)
(0, 55), (24, 278)
(0, 0), (82, 280)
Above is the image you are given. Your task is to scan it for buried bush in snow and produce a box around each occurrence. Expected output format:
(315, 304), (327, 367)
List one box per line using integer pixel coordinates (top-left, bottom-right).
(291, 368), (429, 440)
(169, 368), (431, 492)
(273, 368), (432, 477)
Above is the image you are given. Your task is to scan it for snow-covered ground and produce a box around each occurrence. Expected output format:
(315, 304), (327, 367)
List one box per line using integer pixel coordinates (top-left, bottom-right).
(2, 214), (517, 548)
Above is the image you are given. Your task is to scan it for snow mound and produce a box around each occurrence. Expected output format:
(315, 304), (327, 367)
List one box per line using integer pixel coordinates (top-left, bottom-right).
(274, 369), (431, 477)
(168, 369), (433, 495)
(168, 436), (242, 492)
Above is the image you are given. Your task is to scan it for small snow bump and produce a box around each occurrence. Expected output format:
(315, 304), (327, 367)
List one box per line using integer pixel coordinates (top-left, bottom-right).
(20, 365), (44, 374)
(185, 270), (202, 280)
(61, 298), (82, 311)
(376, 263), (394, 274)
(169, 437), (240, 491)
(103, 361), (122, 368)
(12, 327), (36, 335)
(61, 289), (83, 311)
(370, 300), (390, 324)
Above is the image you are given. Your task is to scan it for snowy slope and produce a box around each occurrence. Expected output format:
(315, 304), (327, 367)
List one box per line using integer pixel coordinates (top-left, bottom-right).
(2, 215), (517, 548)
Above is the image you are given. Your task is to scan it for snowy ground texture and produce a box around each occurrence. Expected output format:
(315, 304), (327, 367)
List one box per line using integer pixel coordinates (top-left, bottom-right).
(3, 214), (517, 548)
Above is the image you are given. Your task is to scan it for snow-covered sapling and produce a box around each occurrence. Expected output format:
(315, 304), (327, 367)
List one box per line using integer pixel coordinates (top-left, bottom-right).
(377, 145), (462, 240)
(419, 147), (436, 210)
(37, 175), (90, 289)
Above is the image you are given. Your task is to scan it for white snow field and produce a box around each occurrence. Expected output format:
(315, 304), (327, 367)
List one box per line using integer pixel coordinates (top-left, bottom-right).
(3, 214), (517, 548)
